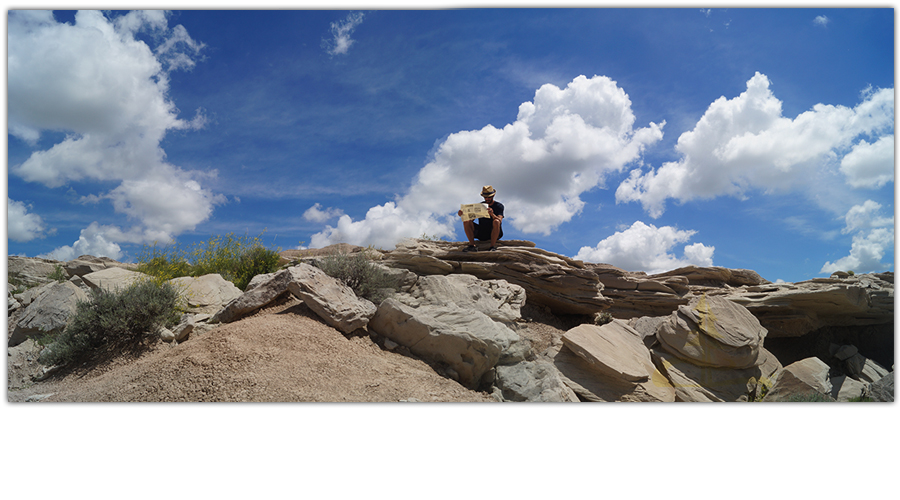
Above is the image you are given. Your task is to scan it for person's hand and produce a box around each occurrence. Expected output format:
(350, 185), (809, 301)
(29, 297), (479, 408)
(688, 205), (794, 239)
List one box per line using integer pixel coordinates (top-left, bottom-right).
(457, 209), (463, 217)
(487, 207), (494, 218)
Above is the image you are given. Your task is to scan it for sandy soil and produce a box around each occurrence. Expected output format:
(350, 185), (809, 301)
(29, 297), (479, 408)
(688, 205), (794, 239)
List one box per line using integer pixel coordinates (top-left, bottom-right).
(7, 298), (574, 403)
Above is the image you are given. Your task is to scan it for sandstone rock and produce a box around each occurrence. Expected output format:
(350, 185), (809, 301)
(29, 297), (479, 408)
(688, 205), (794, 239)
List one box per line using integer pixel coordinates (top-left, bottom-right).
(369, 298), (526, 389)
(561, 321), (653, 382)
(763, 357), (833, 402)
(383, 239), (611, 315)
(588, 263), (690, 318)
(656, 295), (766, 369)
(169, 274), (243, 315)
(159, 327), (176, 343)
(845, 354), (890, 384)
(64, 255), (137, 278)
(172, 313), (212, 342)
(829, 375), (867, 402)
(492, 359), (580, 402)
(285, 264), (377, 334)
(7, 256), (61, 288)
(651, 266), (768, 288)
(651, 347), (782, 402)
(724, 273), (893, 338)
(627, 315), (667, 349)
(9, 281), (88, 347)
(866, 372), (894, 402)
(396, 274), (525, 324)
(545, 344), (675, 402)
(212, 269), (294, 323)
(81, 267), (147, 292)
(212, 264), (376, 334)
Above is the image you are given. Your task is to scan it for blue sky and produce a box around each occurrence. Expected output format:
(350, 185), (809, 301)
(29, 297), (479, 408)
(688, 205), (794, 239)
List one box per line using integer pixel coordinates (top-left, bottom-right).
(6, 7), (895, 283)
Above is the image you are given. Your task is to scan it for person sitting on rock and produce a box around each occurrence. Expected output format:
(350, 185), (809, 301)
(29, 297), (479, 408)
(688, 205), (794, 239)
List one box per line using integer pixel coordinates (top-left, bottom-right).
(457, 185), (504, 252)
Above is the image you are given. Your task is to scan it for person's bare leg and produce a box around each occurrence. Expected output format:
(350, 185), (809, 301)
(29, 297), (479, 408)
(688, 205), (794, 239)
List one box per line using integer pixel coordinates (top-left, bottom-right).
(490, 219), (501, 248)
(463, 220), (476, 245)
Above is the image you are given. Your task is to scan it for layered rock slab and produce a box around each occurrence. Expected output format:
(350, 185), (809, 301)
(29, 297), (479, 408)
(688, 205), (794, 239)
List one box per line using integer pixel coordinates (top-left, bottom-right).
(369, 298), (526, 389)
(382, 239), (610, 315)
(212, 264), (376, 334)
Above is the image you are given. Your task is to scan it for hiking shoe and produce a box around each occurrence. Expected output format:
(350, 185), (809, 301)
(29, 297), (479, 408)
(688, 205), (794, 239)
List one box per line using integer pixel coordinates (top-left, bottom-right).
(463, 245), (477, 252)
(488, 246), (498, 251)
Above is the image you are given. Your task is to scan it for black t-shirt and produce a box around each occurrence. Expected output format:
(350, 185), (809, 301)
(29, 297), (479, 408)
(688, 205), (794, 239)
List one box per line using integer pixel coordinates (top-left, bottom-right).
(478, 200), (504, 225)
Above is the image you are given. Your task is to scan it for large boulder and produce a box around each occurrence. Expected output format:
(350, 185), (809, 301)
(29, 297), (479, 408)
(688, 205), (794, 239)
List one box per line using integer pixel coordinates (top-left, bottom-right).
(169, 274), (243, 315)
(285, 264), (377, 334)
(7, 256), (61, 288)
(651, 347), (782, 402)
(211, 269), (294, 323)
(213, 264), (377, 334)
(382, 239), (611, 315)
(763, 357), (833, 402)
(369, 298), (527, 389)
(544, 343), (675, 402)
(395, 274), (525, 323)
(9, 281), (88, 347)
(656, 295), (767, 369)
(844, 353), (890, 384)
(561, 321), (655, 382)
(492, 359), (580, 402)
(81, 267), (147, 292)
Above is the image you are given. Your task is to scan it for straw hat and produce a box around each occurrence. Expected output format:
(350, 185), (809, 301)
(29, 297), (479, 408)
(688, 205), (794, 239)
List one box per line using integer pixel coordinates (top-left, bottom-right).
(481, 185), (497, 197)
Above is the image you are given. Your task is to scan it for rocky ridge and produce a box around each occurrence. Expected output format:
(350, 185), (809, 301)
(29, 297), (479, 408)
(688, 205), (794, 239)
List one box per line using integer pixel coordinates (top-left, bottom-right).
(7, 240), (894, 402)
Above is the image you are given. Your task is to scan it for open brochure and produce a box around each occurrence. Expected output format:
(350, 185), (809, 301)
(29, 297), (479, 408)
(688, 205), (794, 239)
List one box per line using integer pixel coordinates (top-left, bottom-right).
(460, 203), (489, 222)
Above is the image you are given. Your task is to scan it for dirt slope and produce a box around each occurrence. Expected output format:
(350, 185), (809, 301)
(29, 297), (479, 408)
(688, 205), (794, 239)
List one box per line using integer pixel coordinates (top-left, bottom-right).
(8, 297), (500, 403)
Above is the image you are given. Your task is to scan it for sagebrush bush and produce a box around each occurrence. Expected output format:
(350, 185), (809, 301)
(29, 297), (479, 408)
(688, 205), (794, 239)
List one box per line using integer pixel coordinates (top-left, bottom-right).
(312, 252), (399, 304)
(136, 232), (281, 290)
(38, 279), (182, 368)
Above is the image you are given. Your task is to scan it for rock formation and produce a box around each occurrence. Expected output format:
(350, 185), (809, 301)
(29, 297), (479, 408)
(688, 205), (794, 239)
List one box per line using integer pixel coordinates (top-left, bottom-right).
(7, 240), (894, 402)
(381, 239), (611, 315)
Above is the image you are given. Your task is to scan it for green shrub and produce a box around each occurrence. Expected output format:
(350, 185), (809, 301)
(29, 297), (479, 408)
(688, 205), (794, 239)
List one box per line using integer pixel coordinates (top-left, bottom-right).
(49, 264), (68, 282)
(233, 245), (282, 291)
(136, 232), (281, 290)
(312, 252), (399, 304)
(38, 279), (181, 368)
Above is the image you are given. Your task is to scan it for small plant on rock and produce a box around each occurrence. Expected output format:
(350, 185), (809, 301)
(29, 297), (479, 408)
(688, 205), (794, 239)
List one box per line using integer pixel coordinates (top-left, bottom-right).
(312, 251), (399, 305)
(38, 279), (182, 369)
(49, 264), (68, 282)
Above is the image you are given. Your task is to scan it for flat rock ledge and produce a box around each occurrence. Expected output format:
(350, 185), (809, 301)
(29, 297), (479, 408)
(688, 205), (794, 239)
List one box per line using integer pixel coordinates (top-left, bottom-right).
(381, 239), (611, 315)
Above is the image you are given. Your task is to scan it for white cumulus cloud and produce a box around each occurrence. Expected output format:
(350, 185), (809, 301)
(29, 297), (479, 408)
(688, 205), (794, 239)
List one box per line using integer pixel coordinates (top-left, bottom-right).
(8, 10), (220, 259)
(310, 74), (664, 248)
(821, 200), (894, 274)
(39, 222), (124, 262)
(8, 198), (47, 243)
(303, 203), (345, 223)
(616, 72), (894, 218)
(323, 12), (365, 56)
(310, 202), (455, 249)
(574, 221), (715, 275)
(840, 135), (894, 189)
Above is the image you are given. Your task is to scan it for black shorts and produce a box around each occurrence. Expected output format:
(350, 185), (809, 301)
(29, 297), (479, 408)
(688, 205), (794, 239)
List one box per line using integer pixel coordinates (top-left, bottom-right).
(474, 219), (502, 241)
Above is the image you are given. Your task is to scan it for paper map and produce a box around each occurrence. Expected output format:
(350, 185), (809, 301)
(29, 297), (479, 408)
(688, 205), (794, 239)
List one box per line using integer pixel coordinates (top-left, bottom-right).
(460, 203), (489, 222)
